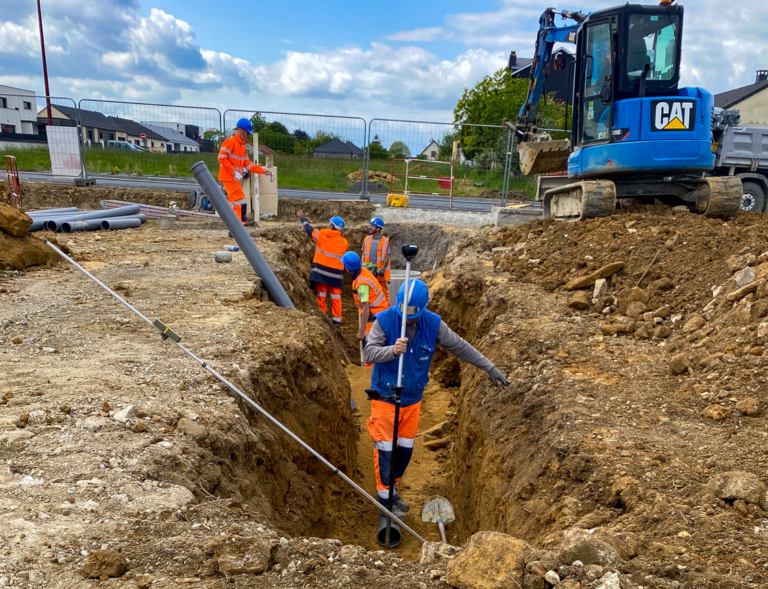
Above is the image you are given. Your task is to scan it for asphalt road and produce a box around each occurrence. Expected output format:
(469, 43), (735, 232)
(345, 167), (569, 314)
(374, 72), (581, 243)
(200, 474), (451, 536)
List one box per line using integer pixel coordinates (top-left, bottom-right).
(19, 172), (519, 213)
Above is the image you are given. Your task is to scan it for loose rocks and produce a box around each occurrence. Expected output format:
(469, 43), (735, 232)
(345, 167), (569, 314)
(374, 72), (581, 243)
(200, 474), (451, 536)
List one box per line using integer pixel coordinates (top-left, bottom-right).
(446, 531), (533, 589)
(558, 528), (622, 567)
(81, 550), (127, 578)
(704, 471), (767, 508)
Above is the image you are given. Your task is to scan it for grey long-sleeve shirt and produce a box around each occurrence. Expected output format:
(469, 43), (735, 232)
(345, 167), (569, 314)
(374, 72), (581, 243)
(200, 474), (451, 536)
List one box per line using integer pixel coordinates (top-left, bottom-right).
(364, 319), (494, 372)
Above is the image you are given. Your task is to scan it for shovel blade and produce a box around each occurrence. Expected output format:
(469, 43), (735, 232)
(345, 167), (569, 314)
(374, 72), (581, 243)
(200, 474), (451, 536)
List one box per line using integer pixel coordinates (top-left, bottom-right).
(421, 496), (455, 524)
(518, 139), (571, 176)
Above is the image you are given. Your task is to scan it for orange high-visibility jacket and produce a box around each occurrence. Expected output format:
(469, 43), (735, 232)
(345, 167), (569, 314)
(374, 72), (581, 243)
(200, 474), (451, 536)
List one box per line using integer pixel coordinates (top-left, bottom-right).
(303, 222), (348, 289)
(362, 235), (391, 281)
(217, 134), (265, 182)
(353, 268), (389, 318)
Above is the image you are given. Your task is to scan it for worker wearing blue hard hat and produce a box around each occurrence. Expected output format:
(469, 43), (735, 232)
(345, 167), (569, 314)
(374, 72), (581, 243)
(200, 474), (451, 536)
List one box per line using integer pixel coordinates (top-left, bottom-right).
(361, 216), (391, 304)
(297, 210), (348, 326)
(363, 278), (509, 518)
(341, 251), (389, 367)
(217, 118), (274, 225)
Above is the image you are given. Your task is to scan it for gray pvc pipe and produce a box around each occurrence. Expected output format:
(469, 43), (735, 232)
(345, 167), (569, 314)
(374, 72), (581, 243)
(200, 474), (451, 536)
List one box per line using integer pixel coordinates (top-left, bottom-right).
(28, 207), (79, 216)
(101, 218), (142, 230)
(377, 514), (401, 548)
(62, 219), (103, 233)
(190, 161), (295, 309)
(61, 215), (148, 233)
(45, 205), (141, 232)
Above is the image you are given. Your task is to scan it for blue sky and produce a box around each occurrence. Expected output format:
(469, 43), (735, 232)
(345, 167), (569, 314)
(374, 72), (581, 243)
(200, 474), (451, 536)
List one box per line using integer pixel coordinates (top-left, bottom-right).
(1, 0), (767, 141)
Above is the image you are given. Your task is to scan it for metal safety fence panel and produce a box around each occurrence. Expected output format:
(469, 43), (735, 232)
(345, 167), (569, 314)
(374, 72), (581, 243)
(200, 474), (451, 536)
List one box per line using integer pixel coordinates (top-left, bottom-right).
(0, 95), (84, 178)
(78, 99), (222, 179)
(365, 118), (526, 203)
(223, 109), (367, 195)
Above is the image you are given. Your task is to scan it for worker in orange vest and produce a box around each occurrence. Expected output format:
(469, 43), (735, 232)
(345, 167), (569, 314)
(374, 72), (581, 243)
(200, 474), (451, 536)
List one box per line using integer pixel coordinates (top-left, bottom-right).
(217, 118), (273, 225)
(341, 251), (390, 367)
(297, 210), (348, 326)
(361, 217), (391, 304)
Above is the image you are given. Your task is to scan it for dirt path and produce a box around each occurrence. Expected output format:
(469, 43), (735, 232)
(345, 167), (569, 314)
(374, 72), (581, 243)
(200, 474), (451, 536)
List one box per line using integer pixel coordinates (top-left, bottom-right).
(344, 365), (454, 559)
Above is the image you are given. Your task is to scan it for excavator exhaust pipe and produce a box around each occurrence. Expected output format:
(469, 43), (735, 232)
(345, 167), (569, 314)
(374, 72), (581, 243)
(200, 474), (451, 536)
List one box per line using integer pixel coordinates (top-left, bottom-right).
(518, 139), (571, 176)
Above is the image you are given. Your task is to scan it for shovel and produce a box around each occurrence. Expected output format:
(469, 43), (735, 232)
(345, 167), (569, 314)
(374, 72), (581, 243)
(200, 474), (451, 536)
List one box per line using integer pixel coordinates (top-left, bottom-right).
(421, 496), (455, 544)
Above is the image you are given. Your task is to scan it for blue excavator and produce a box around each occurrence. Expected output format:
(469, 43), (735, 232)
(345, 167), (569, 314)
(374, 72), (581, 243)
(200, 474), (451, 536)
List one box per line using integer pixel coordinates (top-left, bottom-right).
(506, 2), (742, 221)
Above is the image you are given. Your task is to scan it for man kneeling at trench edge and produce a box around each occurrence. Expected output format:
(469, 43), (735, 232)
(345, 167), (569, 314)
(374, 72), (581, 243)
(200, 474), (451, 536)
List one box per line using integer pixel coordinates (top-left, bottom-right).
(363, 279), (510, 519)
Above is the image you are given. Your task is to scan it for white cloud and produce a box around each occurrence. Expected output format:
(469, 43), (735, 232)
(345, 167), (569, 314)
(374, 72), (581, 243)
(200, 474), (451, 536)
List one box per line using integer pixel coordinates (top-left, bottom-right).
(387, 27), (448, 42)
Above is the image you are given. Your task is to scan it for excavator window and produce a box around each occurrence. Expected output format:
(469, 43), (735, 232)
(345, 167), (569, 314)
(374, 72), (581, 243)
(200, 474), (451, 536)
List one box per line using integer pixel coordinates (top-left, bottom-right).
(627, 14), (679, 82)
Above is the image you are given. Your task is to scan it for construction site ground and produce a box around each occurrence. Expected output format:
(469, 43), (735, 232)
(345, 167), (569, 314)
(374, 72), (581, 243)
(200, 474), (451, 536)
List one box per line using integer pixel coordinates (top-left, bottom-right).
(4, 190), (768, 588)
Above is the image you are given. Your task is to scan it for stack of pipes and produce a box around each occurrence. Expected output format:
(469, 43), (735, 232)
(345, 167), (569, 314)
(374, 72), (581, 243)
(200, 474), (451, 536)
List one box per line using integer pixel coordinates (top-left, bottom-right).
(27, 206), (147, 233)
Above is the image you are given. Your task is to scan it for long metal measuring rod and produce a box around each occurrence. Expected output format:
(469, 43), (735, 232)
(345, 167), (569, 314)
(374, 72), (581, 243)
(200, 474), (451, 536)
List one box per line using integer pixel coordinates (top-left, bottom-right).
(42, 239), (425, 545)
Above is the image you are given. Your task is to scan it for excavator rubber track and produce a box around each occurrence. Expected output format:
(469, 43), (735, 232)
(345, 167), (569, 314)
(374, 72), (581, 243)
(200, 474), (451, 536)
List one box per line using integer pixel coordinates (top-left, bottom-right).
(693, 176), (743, 219)
(543, 180), (617, 222)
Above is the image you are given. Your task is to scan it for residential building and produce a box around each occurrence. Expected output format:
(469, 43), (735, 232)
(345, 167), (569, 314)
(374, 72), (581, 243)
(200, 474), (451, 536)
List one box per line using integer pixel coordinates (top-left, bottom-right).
(420, 139), (440, 160)
(313, 137), (362, 159)
(107, 116), (166, 151)
(38, 104), (137, 147)
(509, 48), (576, 106)
(141, 121), (211, 151)
(715, 71), (768, 125)
(143, 124), (200, 152)
(0, 85), (38, 135)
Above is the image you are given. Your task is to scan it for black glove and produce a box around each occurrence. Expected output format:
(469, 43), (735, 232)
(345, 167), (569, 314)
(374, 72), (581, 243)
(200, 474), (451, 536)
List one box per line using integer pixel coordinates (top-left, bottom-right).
(243, 170), (250, 180)
(488, 367), (509, 387)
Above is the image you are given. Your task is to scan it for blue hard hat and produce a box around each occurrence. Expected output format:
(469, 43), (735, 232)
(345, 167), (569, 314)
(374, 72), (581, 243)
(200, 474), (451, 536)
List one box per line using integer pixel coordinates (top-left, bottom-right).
(236, 118), (253, 133)
(369, 216), (385, 228)
(330, 216), (346, 230)
(341, 251), (361, 272)
(396, 279), (429, 320)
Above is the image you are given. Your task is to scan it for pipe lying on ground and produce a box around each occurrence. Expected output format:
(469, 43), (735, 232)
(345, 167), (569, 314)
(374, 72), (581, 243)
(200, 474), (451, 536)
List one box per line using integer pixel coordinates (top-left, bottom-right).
(190, 161), (295, 309)
(61, 214), (148, 233)
(44, 205), (141, 232)
(101, 217), (142, 230)
(42, 238), (424, 545)
(27, 207), (79, 216)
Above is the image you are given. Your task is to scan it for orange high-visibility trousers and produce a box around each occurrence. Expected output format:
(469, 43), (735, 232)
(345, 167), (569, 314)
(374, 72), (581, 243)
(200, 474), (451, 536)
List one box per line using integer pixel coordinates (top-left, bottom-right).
(366, 399), (421, 505)
(222, 180), (247, 225)
(377, 277), (391, 305)
(315, 283), (342, 325)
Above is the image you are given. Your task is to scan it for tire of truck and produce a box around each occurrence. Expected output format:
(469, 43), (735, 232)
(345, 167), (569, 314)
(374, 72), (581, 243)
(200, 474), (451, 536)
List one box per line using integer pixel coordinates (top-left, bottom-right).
(741, 181), (766, 213)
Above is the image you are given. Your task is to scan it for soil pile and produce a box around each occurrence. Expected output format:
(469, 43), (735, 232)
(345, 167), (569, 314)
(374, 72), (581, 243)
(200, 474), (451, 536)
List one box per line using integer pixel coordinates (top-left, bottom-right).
(20, 181), (192, 211)
(346, 169), (395, 185)
(424, 207), (768, 589)
(277, 198), (374, 224)
(0, 185), (59, 270)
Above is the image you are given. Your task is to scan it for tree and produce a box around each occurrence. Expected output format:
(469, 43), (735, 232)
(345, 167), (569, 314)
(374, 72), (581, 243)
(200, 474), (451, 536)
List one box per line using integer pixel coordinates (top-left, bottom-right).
(203, 128), (223, 149)
(453, 68), (568, 159)
(264, 121), (289, 134)
(368, 141), (389, 160)
(438, 132), (455, 160)
(293, 129), (309, 141)
(389, 141), (410, 159)
(249, 112), (267, 133)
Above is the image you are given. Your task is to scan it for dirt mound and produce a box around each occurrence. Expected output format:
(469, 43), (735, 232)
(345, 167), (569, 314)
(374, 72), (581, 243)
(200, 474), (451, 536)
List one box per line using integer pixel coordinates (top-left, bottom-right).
(0, 189), (58, 270)
(277, 198), (374, 224)
(20, 181), (192, 212)
(422, 208), (768, 589)
(346, 169), (394, 184)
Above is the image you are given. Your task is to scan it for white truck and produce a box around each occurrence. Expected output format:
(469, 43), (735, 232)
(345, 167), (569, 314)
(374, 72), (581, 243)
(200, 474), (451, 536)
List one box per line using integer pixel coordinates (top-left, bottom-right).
(712, 110), (768, 213)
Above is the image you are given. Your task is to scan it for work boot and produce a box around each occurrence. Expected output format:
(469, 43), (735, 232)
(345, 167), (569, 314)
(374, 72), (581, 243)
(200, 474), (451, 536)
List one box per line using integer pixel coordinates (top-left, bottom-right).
(395, 498), (410, 512)
(387, 505), (407, 521)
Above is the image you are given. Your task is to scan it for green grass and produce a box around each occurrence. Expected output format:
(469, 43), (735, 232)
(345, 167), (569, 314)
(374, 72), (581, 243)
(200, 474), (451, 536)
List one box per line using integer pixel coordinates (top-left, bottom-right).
(1, 145), (535, 199)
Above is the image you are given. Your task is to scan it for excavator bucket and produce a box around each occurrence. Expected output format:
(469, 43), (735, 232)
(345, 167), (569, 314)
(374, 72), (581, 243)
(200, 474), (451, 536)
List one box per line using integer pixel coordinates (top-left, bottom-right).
(518, 139), (571, 176)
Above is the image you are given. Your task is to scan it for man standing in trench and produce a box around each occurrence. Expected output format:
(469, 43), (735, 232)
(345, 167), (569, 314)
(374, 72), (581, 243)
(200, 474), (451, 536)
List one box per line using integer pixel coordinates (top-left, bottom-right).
(361, 217), (391, 304)
(297, 210), (348, 327)
(363, 278), (509, 518)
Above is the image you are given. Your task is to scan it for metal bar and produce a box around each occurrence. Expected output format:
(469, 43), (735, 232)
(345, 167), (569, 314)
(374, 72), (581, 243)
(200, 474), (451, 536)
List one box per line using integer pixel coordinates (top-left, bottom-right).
(100, 200), (220, 220)
(190, 161), (295, 309)
(41, 239), (425, 545)
(36, 1), (53, 126)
